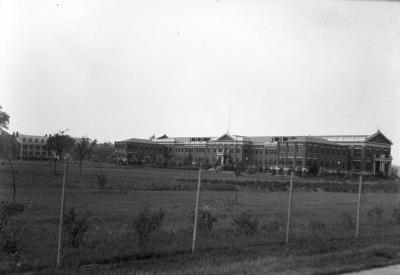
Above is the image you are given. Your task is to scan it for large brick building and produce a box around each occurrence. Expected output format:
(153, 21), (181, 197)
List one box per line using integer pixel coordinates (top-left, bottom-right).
(115, 130), (393, 176)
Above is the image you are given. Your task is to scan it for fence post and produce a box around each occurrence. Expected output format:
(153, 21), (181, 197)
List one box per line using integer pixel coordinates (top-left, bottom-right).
(285, 171), (294, 246)
(192, 164), (202, 253)
(56, 156), (69, 268)
(356, 174), (363, 238)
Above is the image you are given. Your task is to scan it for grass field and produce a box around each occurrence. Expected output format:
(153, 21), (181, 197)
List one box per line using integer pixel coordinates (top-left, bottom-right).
(1, 160), (400, 274)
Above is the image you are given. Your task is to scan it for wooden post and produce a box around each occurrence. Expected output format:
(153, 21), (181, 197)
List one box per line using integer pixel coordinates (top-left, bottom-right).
(235, 137), (238, 205)
(356, 174), (363, 238)
(286, 172), (294, 246)
(56, 157), (69, 268)
(192, 164), (202, 253)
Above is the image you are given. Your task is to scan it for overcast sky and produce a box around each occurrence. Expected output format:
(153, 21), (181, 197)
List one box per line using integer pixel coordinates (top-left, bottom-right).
(1, 0), (399, 163)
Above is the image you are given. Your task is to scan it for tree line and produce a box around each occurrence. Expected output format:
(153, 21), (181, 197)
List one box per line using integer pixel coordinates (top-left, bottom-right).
(0, 106), (115, 176)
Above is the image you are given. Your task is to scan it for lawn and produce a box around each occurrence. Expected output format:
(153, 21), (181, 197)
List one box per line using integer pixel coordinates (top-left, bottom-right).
(0, 160), (400, 274)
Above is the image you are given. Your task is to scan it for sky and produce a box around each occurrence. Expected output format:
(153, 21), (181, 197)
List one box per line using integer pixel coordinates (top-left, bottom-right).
(1, 0), (399, 163)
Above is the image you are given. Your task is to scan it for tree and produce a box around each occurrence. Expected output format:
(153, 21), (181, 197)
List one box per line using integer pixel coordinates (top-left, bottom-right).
(184, 153), (193, 176)
(92, 142), (114, 163)
(46, 133), (75, 174)
(74, 137), (97, 174)
(162, 147), (173, 167)
(0, 132), (19, 203)
(0, 106), (18, 203)
(309, 160), (320, 176)
(0, 106), (10, 130)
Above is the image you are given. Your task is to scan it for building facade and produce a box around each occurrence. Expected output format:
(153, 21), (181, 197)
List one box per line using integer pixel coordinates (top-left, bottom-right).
(114, 130), (393, 176)
(13, 132), (50, 160)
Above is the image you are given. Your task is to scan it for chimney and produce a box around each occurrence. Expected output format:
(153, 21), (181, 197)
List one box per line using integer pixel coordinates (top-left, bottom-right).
(16, 131), (19, 137)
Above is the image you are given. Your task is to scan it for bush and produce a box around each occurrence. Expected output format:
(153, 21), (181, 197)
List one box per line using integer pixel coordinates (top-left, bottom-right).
(392, 203), (400, 225)
(63, 207), (90, 248)
(132, 207), (165, 248)
(367, 205), (384, 227)
(196, 206), (218, 234)
(246, 166), (257, 175)
(96, 173), (108, 189)
(233, 211), (259, 236)
(339, 213), (355, 230)
(264, 218), (284, 234)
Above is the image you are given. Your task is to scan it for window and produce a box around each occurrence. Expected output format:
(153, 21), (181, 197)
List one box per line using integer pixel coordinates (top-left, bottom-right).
(353, 149), (361, 157)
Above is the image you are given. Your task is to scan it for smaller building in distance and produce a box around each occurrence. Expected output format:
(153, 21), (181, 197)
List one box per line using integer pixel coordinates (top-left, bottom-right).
(13, 132), (50, 160)
(114, 130), (393, 177)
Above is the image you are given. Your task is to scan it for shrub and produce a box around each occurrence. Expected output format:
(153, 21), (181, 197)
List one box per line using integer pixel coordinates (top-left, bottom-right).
(392, 203), (400, 225)
(196, 206), (218, 234)
(246, 166), (257, 175)
(264, 218), (284, 234)
(132, 207), (165, 248)
(233, 211), (259, 236)
(339, 213), (355, 230)
(63, 207), (90, 248)
(96, 173), (108, 189)
(367, 205), (384, 227)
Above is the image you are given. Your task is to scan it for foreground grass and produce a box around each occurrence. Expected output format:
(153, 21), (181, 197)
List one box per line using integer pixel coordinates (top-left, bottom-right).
(1, 186), (399, 273)
(1, 162), (400, 273)
(40, 242), (400, 274)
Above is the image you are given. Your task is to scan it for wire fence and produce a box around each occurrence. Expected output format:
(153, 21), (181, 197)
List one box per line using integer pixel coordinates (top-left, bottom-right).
(0, 160), (399, 272)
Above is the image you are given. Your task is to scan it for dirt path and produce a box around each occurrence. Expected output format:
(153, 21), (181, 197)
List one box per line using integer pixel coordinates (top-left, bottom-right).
(342, 264), (400, 275)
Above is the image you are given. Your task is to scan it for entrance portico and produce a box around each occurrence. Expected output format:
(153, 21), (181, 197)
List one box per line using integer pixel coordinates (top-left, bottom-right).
(216, 152), (229, 167)
(373, 154), (392, 176)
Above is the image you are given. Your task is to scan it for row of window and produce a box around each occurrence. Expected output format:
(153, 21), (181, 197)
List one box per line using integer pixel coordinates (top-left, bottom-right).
(22, 145), (46, 151)
(306, 145), (347, 156)
(21, 138), (45, 143)
(175, 147), (241, 154)
(22, 151), (48, 156)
